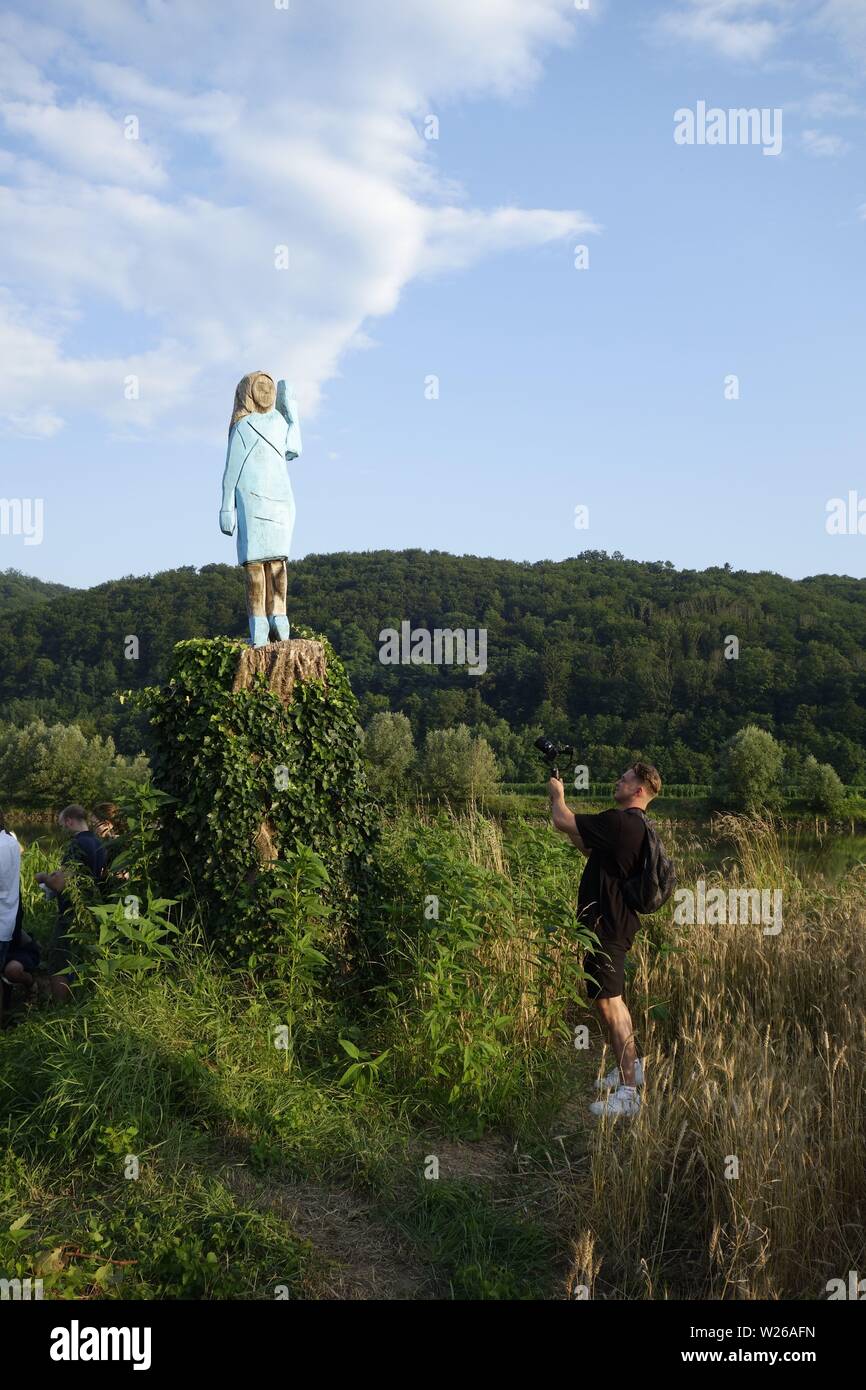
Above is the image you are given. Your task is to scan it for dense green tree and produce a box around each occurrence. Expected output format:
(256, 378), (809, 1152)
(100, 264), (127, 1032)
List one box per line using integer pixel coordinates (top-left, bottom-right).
(801, 755), (847, 817)
(421, 726), (499, 800)
(474, 719), (541, 782)
(363, 712), (415, 796)
(713, 725), (784, 813)
(0, 719), (149, 808)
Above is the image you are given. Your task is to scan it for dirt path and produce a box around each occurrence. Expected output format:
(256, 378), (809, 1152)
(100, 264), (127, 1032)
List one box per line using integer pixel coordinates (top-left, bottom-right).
(215, 1087), (593, 1301)
(222, 1162), (436, 1300)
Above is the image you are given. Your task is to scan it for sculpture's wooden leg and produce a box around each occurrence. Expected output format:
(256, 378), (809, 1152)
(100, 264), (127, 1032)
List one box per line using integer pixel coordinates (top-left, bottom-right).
(266, 559), (288, 617)
(244, 561), (267, 617)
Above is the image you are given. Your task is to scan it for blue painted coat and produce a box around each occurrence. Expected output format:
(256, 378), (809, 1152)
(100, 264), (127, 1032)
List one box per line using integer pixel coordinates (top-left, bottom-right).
(220, 382), (302, 564)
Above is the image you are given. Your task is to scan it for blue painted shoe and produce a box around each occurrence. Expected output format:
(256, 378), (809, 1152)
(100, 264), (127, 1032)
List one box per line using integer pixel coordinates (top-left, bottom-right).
(249, 616), (270, 647)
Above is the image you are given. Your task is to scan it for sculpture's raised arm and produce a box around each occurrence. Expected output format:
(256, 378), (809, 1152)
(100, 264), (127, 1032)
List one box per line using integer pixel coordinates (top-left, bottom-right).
(276, 379), (302, 461)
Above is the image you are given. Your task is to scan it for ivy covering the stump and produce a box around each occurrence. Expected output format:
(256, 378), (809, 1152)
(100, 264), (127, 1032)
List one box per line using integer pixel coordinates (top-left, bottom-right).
(134, 630), (378, 965)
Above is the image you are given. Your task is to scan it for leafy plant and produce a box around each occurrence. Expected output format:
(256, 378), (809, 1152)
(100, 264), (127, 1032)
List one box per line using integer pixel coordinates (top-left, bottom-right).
(335, 1037), (391, 1093)
(110, 781), (177, 902)
(82, 896), (179, 980)
(244, 847), (333, 1062)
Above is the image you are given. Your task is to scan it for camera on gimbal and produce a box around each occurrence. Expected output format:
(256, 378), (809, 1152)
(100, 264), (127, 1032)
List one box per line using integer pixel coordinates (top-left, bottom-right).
(534, 735), (574, 782)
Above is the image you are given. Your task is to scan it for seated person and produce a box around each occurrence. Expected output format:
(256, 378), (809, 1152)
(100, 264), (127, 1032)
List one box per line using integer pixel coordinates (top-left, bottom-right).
(2, 915), (40, 996)
(36, 805), (106, 1003)
(0, 809), (22, 1025)
(90, 802), (128, 878)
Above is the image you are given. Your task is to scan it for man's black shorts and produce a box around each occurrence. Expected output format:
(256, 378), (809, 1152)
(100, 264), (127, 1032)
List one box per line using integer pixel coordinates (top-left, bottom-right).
(582, 916), (633, 1000)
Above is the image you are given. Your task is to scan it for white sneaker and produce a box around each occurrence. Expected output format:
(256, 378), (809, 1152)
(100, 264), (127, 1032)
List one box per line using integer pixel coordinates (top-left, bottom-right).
(589, 1085), (641, 1118)
(596, 1058), (644, 1092)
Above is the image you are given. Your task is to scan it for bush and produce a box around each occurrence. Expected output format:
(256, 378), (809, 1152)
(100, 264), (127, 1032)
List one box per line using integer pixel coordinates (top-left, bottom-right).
(0, 719), (148, 808)
(420, 725), (499, 800)
(474, 720), (543, 783)
(801, 755), (847, 816)
(712, 725), (783, 813)
(363, 712), (415, 796)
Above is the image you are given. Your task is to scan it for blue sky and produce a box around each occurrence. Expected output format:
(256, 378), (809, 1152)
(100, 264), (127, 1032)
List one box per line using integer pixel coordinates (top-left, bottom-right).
(1, 0), (865, 587)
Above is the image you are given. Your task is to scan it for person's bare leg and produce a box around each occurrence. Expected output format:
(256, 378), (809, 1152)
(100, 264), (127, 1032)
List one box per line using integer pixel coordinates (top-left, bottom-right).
(4, 961), (33, 988)
(595, 995), (637, 1086)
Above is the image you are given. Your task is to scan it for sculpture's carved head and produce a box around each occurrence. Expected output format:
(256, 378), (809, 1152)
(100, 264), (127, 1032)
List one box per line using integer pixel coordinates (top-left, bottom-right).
(230, 371), (277, 431)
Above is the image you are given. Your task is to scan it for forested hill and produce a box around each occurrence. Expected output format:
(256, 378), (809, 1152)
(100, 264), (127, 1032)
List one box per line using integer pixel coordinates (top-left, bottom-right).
(2, 551), (866, 781)
(0, 571), (70, 607)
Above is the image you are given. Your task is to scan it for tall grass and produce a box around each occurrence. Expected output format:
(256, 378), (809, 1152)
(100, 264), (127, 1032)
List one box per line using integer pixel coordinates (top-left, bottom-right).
(568, 814), (866, 1299)
(366, 805), (595, 1131)
(3, 808), (864, 1299)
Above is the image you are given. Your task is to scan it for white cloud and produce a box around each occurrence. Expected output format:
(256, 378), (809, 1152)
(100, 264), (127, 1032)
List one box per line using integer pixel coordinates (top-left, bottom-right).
(0, 288), (202, 435)
(87, 62), (241, 137)
(801, 128), (851, 157)
(0, 40), (56, 102)
(0, 99), (167, 187)
(2, 410), (64, 439)
(655, 0), (785, 63)
(819, 0), (866, 60)
(0, 0), (591, 439)
(423, 206), (599, 274)
(657, 0), (866, 70)
(800, 90), (864, 119)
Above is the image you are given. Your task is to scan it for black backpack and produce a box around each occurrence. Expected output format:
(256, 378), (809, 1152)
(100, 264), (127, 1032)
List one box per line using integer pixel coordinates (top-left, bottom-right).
(621, 810), (676, 914)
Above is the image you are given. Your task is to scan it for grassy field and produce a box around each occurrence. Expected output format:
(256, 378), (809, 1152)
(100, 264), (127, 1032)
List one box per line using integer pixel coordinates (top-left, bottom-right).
(1, 808), (864, 1300)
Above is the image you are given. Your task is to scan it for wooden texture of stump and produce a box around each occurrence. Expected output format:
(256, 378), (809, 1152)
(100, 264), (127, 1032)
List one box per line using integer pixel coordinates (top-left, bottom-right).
(254, 819), (279, 866)
(232, 638), (327, 707)
(232, 638), (328, 869)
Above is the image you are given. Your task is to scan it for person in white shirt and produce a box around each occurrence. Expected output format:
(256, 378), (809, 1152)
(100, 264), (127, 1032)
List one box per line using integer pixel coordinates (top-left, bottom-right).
(0, 809), (22, 1021)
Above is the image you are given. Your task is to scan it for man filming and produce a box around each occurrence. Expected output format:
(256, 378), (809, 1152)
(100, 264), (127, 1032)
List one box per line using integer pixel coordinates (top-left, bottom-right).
(548, 762), (662, 1118)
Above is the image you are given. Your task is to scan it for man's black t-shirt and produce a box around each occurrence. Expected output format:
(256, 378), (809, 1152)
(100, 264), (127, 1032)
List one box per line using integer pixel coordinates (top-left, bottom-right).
(573, 808), (647, 944)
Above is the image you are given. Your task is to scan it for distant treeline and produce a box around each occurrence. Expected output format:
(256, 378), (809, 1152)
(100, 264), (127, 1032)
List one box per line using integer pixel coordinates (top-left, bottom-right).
(2, 549), (866, 781)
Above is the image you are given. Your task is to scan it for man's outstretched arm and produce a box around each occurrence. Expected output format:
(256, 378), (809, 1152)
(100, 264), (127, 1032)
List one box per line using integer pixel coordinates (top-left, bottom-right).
(548, 777), (587, 853)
